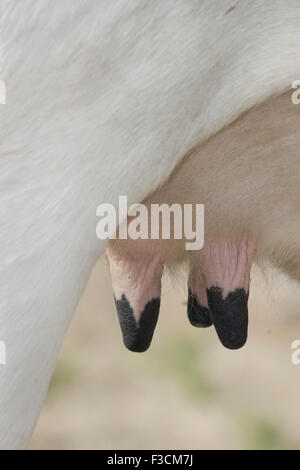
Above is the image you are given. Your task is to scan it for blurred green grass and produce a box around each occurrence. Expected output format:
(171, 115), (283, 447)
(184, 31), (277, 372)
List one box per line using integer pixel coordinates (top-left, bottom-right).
(240, 413), (300, 450)
(150, 332), (216, 400)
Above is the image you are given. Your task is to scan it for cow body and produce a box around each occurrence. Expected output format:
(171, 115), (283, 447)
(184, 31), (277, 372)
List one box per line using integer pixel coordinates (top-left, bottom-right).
(1, 0), (300, 449)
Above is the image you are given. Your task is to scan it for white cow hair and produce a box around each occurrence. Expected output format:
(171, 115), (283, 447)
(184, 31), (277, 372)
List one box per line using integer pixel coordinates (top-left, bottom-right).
(1, 0), (300, 448)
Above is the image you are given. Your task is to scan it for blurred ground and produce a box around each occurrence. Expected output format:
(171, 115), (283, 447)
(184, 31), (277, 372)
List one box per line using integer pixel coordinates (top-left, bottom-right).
(29, 259), (300, 449)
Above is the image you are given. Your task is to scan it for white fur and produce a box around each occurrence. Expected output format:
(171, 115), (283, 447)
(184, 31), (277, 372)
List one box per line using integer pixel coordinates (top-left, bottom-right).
(1, 0), (300, 448)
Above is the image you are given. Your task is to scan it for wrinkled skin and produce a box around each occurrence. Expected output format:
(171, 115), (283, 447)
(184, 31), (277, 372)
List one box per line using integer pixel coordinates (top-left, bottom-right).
(107, 233), (255, 352)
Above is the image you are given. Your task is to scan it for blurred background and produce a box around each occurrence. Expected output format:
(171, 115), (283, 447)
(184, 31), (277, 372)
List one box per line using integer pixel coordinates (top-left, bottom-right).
(29, 258), (300, 449)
